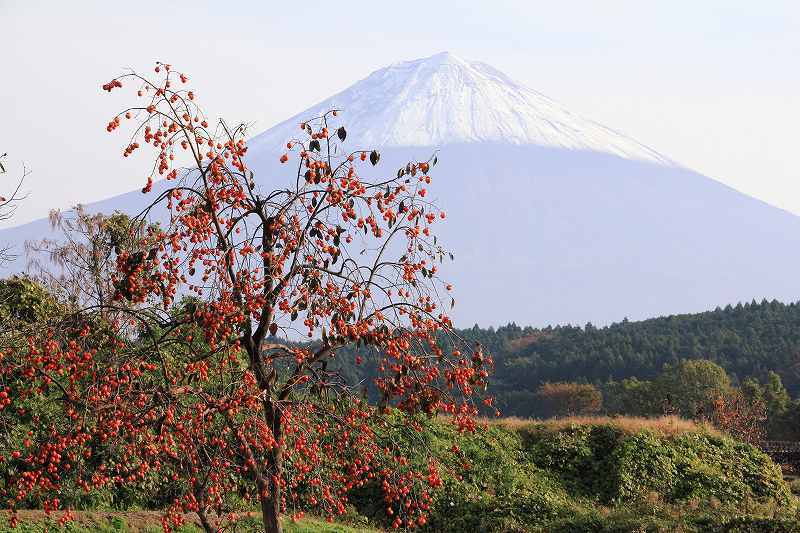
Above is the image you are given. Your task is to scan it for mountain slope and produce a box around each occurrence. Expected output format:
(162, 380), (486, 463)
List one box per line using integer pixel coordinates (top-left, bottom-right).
(250, 52), (669, 163)
(307, 143), (800, 327)
(2, 52), (800, 329)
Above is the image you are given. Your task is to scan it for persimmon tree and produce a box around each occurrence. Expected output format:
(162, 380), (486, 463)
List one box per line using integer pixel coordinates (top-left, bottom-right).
(0, 64), (491, 532)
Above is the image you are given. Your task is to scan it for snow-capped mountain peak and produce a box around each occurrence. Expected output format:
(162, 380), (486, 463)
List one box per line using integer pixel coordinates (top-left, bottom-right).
(5, 53), (800, 330)
(250, 52), (669, 164)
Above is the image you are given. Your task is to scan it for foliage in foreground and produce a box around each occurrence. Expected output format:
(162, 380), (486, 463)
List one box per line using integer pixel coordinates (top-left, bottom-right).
(0, 416), (794, 532)
(405, 418), (792, 532)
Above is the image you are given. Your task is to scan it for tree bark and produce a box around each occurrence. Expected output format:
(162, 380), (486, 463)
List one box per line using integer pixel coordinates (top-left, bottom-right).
(196, 508), (214, 533)
(260, 444), (284, 533)
(260, 396), (284, 533)
(260, 481), (282, 533)
(247, 331), (285, 533)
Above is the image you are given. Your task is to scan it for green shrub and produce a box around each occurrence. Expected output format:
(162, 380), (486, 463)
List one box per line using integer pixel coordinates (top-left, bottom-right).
(522, 423), (788, 507)
(418, 419), (792, 530)
(525, 424), (624, 500)
(606, 430), (680, 502)
(1, 418), (792, 533)
(700, 516), (800, 533)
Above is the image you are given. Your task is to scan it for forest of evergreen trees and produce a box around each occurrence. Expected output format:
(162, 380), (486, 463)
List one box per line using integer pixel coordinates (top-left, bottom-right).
(334, 299), (800, 420)
(475, 300), (800, 414)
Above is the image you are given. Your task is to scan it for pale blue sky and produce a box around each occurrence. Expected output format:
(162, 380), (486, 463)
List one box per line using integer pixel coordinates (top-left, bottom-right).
(1, 0), (799, 225)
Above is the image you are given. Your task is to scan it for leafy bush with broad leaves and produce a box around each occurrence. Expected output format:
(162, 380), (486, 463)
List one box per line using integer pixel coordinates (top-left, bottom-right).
(349, 418), (792, 531)
(519, 423), (788, 506)
(0, 276), (61, 324)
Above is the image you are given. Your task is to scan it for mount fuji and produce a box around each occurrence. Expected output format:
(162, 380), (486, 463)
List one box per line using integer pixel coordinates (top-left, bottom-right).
(4, 52), (800, 327)
(248, 52), (668, 163)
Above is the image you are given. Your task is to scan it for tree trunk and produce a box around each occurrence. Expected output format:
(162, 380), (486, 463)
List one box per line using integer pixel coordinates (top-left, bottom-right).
(260, 408), (284, 533)
(196, 508), (214, 533)
(260, 485), (282, 533)
(260, 445), (283, 533)
(248, 337), (284, 533)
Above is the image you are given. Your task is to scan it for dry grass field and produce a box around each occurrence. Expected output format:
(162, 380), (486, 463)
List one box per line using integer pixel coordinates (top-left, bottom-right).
(488, 414), (724, 438)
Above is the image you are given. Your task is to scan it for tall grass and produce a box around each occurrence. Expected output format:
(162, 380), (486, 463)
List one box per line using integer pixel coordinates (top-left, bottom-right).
(489, 414), (723, 438)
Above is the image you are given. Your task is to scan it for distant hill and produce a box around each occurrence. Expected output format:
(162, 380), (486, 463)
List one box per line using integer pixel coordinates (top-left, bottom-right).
(332, 299), (800, 416)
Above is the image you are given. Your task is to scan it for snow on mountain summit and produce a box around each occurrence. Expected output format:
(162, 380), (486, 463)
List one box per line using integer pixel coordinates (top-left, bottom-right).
(250, 52), (669, 164)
